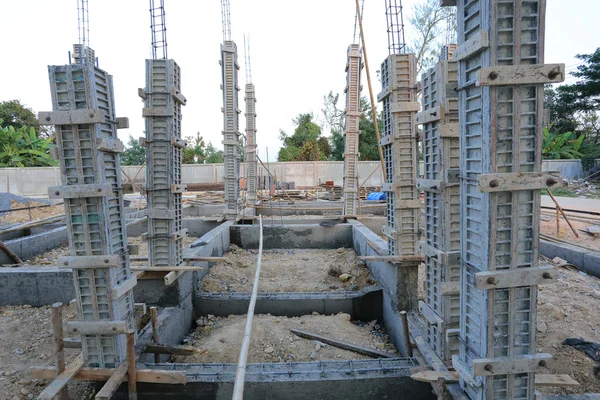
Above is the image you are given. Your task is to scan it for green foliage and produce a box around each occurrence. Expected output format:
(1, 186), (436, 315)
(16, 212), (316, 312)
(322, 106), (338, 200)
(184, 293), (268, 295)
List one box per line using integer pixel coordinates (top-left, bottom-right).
(0, 120), (56, 167)
(121, 135), (146, 166)
(0, 100), (44, 135)
(183, 133), (206, 164)
(542, 127), (584, 160)
(326, 95), (381, 162)
(278, 113), (328, 161)
(205, 142), (224, 164)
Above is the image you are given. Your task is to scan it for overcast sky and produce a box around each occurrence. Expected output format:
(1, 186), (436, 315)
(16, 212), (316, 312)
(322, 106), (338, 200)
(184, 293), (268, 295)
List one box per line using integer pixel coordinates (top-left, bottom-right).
(1, 0), (598, 162)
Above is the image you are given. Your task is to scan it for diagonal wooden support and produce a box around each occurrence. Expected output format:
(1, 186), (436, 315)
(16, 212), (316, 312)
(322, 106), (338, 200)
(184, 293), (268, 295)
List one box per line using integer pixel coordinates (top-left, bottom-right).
(38, 354), (84, 400)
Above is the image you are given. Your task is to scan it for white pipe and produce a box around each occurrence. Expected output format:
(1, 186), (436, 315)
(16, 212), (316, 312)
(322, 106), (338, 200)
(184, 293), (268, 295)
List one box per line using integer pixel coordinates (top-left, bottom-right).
(232, 215), (264, 400)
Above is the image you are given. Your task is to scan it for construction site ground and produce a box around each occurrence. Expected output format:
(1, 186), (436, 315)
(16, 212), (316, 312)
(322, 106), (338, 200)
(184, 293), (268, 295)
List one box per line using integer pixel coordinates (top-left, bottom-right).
(177, 312), (397, 364)
(200, 246), (376, 292)
(0, 199), (63, 227)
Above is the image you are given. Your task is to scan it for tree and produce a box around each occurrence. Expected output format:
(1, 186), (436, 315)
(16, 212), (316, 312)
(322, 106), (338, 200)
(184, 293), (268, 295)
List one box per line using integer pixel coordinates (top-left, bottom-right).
(0, 100), (51, 137)
(278, 113), (328, 161)
(325, 94), (381, 162)
(0, 121), (56, 167)
(121, 135), (146, 166)
(205, 142), (224, 164)
(407, 0), (455, 76)
(182, 133), (206, 164)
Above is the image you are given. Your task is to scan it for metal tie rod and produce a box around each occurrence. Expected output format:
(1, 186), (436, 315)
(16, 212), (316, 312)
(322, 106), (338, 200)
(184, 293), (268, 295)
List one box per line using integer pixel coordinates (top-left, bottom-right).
(232, 215), (264, 400)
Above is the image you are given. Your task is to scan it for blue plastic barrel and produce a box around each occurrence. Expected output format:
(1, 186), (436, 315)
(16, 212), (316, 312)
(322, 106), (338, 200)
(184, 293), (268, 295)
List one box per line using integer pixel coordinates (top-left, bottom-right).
(367, 192), (386, 201)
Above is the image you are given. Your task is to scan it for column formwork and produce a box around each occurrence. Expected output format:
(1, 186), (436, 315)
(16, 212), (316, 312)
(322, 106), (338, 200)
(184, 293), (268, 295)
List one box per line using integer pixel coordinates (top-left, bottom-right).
(417, 50), (460, 362)
(342, 44), (363, 216)
(42, 48), (135, 367)
(450, 1), (565, 399)
(245, 83), (258, 204)
(378, 53), (421, 311)
(141, 59), (187, 268)
(221, 41), (241, 217)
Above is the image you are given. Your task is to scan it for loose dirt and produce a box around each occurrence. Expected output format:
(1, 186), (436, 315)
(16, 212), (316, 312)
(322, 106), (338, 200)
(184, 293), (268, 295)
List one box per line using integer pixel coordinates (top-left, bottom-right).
(177, 313), (398, 364)
(536, 257), (600, 395)
(0, 304), (93, 400)
(200, 246), (375, 292)
(540, 214), (600, 250)
(0, 200), (63, 227)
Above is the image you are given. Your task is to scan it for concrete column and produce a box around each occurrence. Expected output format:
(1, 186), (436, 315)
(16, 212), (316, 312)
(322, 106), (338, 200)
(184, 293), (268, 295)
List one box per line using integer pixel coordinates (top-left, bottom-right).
(42, 45), (135, 367)
(142, 59), (187, 268)
(221, 41), (241, 218)
(451, 1), (564, 398)
(417, 48), (460, 362)
(342, 44), (363, 216)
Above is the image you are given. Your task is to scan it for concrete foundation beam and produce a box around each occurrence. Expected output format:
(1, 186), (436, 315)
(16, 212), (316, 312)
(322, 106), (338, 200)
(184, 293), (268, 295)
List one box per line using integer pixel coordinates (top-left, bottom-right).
(230, 224), (353, 249)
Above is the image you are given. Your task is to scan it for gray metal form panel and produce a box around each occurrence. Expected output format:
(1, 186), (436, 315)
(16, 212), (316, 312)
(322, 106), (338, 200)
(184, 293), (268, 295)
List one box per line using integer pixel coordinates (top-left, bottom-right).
(144, 59), (185, 267)
(454, 1), (549, 398)
(342, 44), (363, 216)
(378, 53), (420, 257)
(420, 57), (460, 361)
(47, 62), (135, 368)
(244, 83), (258, 203)
(221, 41), (241, 217)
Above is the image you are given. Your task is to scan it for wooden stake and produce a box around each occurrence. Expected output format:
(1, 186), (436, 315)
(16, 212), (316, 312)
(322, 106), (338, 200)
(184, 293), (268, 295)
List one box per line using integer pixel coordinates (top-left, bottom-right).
(127, 331), (137, 400)
(290, 328), (396, 358)
(0, 238), (22, 264)
(355, 0), (386, 182)
(556, 207), (560, 236)
(51, 302), (69, 400)
(150, 307), (160, 363)
(547, 189), (580, 238)
(400, 311), (413, 357)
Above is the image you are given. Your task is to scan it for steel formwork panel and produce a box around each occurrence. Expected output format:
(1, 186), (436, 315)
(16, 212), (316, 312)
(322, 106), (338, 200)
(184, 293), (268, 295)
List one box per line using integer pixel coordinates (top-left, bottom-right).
(420, 54), (461, 361)
(342, 44), (363, 216)
(144, 59), (184, 267)
(221, 41), (241, 217)
(244, 83), (258, 203)
(379, 54), (420, 259)
(454, 1), (549, 398)
(47, 62), (134, 368)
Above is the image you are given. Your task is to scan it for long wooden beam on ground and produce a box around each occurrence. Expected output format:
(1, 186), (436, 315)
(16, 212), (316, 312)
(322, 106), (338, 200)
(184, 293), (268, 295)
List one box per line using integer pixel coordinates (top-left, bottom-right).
(30, 367), (186, 384)
(37, 354), (84, 400)
(290, 328), (396, 358)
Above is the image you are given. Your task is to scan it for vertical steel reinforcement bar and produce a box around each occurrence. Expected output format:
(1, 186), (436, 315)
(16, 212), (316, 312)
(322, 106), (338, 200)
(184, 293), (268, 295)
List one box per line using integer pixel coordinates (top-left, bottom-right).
(141, 59), (187, 268)
(342, 44), (363, 216)
(42, 46), (136, 367)
(378, 53), (421, 311)
(417, 49), (460, 362)
(221, 40), (241, 218)
(449, 0), (565, 398)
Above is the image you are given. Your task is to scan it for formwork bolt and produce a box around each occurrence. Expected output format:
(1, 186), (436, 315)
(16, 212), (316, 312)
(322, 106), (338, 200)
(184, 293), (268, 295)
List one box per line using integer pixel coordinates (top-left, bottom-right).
(97, 188), (102, 192)
(543, 272), (552, 279)
(73, 328), (78, 332)
(488, 71), (498, 80)
(112, 327), (117, 331)
(546, 178), (558, 186)
(489, 180), (500, 188)
(484, 364), (493, 372)
(104, 259), (109, 264)
(64, 262), (69, 266)
(432, 185), (438, 190)
(487, 277), (496, 285)
(55, 191), (60, 196)
(45, 116), (51, 121)
(539, 360), (547, 367)
(89, 113), (95, 118)
(548, 70), (559, 80)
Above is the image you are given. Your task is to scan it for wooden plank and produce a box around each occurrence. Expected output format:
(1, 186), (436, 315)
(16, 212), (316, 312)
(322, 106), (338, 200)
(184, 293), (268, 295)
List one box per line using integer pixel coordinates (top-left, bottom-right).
(144, 209), (176, 220)
(359, 255), (424, 263)
(130, 256), (226, 263)
(170, 136), (187, 148)
(57, 255), (120, 269)
(145, 344), (199, 356)
(453, 30), (489, 61)
(441, 281), (460, 296)
(136, 271), (166, 280)
(452, 355), (482, 388)
(535, 374), (579, 387)
(398, 199), (422, 209)
(127, 331), (137, 400)
(142, 107), (172, 117)
(164, 271), (182, 286)
(66, 321), (128, 335)
(116, 117), (129, 130)
(472, 354), (552, 377)
(97, 138), (124, 153)
(95, 362), (128, 400)
(37, 354), (84, 400)
(439, 122), (459, 138)
(112, 276), (137, 300)
(171, 184), (187, 193)
(419, 301), (445, 326)
(416, 179), (444, 193)
(391, 101), (421, 113)
(130, 266), (203, 272)
(415, 106), (445, 125)
(475, 265), (556, 290)
(478, 172), (562, 192)
(411, 370), (459, 383)
(39, 109), (105, 125)
(49, 183), (113, 199)
(290, 328), (396, 358)
(413, 334), (448, 372)
(31, 367), (187, 384)
(477, 63), (565, 86)
(439, 0), (457, 6)
(170, 86), (187, 105)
